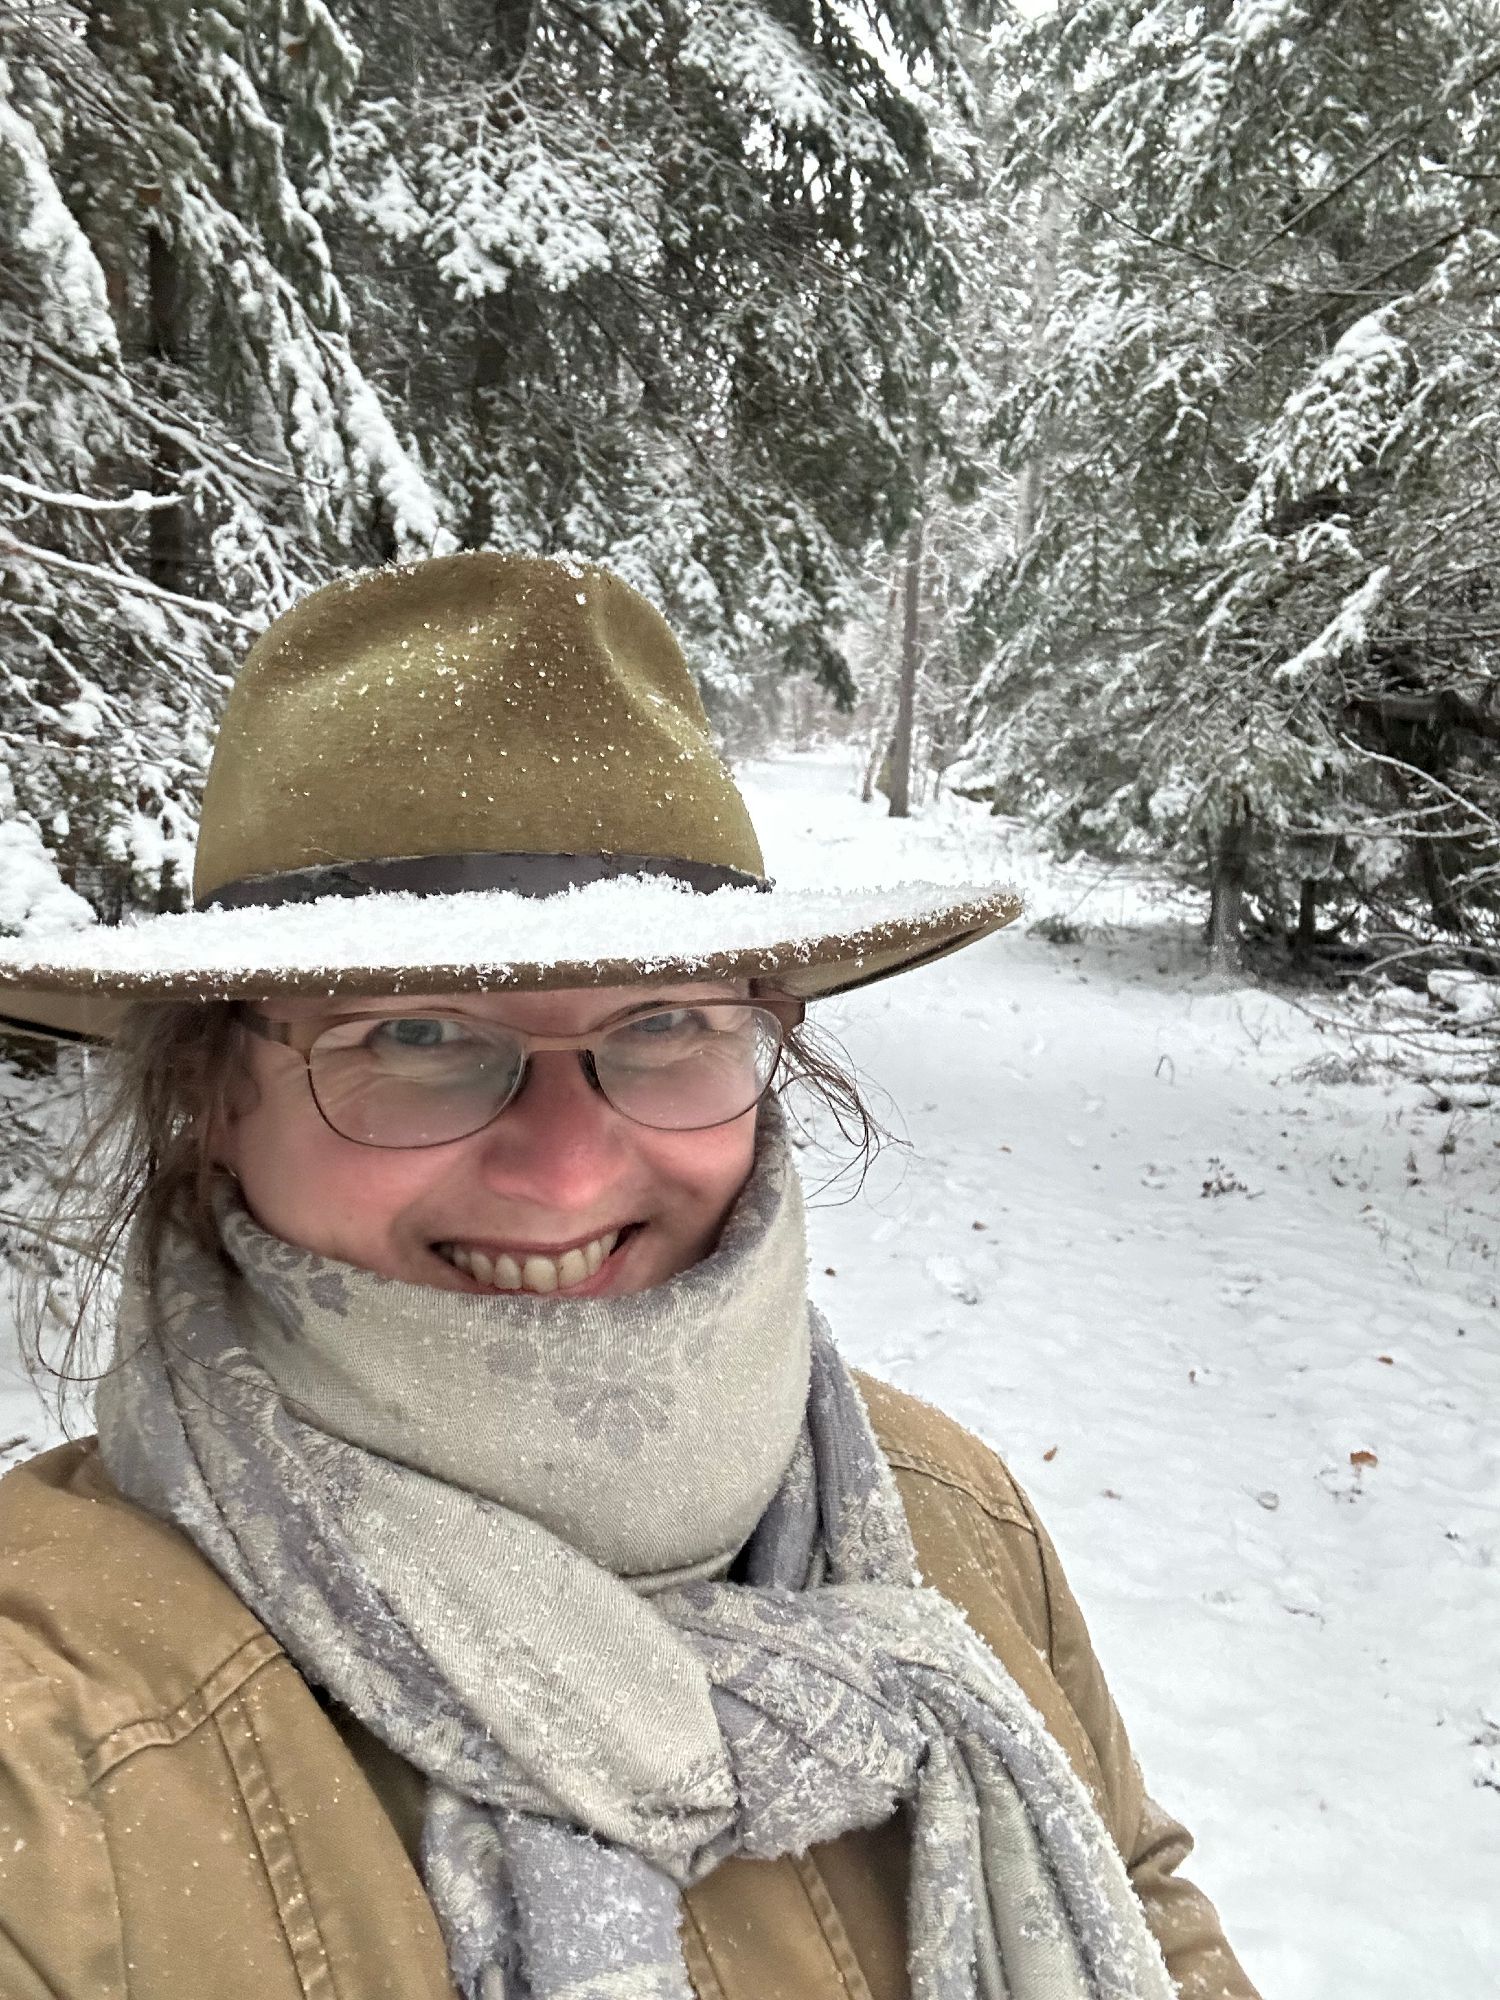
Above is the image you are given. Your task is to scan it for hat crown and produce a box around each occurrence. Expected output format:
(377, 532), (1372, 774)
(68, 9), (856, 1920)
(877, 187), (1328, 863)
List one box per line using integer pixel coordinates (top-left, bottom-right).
(193, 552), (764, 904)
(0, 550), (1022, 1040)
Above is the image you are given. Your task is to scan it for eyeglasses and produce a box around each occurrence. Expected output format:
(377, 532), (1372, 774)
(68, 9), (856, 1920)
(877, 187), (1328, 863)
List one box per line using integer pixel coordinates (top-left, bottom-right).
(240, 995), (805, 1148)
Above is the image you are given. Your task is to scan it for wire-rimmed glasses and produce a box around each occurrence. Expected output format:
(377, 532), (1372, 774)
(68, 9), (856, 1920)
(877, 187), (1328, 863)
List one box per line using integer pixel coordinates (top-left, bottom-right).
(240, 994), (804, 1148)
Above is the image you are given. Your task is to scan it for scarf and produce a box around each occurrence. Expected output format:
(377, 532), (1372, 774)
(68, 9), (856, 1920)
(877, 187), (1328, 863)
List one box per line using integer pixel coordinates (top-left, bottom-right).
(214, 1116), (812, 1591)
(95, 1124), (1174, 2000)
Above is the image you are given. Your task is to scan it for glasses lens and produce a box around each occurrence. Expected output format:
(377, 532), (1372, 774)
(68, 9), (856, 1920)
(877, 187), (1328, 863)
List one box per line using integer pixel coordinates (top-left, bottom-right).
(594, 1003), (784, 1131)
(307, 1014), (525, 1147)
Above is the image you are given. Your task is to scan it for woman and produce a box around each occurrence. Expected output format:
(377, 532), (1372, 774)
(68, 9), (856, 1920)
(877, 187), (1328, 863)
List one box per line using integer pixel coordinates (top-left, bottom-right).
(0, 554), (1259, 2000)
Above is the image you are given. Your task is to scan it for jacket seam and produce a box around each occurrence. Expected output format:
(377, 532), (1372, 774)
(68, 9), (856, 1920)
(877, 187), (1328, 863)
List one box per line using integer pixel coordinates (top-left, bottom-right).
(83, 1630), (284, 1784)
(1008, 1487), (1060, 1666)
(790, 1853), (875, 2000)
(677, 1899), (729, 2000)
(881, 1445), (1039, 1538)
(215, 1691), (338, 1999)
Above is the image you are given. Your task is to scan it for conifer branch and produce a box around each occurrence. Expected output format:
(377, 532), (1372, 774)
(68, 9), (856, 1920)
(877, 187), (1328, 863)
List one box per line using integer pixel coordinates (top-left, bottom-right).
(1234, 49), (1500, 269)
(0, 473), (183, 516)
(0, 529), (257, 633)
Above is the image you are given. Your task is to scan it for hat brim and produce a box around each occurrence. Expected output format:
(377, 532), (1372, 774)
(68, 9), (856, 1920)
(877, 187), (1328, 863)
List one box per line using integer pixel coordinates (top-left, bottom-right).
(0, 877), (1023, 1042)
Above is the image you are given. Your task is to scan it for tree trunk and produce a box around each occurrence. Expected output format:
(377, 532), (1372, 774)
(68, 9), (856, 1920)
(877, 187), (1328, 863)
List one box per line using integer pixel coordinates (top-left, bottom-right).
(1012, 190), (1063, 554)
(887, 506), (925, 819)
(1414, 836), (1465, 935)
(860, 737), (880, 804)
(1360, 679), (1471, 935)
(1293, 877), (1318, 963)
(145, 223), (190, 596)
(1206, 799), (1252, 968)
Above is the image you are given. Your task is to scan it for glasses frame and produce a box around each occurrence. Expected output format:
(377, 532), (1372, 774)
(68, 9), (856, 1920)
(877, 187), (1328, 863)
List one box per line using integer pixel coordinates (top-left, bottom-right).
(238, 992), (806, 1148)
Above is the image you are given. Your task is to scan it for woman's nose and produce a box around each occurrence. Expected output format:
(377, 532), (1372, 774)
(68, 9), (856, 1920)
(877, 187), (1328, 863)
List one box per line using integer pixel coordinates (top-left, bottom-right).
(469, 1048), (630, 1211)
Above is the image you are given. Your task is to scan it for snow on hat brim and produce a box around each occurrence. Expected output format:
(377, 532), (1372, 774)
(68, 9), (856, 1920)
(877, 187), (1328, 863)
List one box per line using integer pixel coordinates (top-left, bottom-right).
(0, 875), (1023, 1042)
(0, 553), (1025, 1042)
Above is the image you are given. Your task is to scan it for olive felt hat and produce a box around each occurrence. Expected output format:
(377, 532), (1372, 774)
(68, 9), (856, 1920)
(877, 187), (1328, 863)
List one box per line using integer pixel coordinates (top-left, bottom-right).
(0, 552), (1021, 1038)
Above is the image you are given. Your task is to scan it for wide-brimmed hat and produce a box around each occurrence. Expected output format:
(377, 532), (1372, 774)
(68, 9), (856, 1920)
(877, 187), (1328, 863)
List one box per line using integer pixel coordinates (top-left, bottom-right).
(0, 552), (1021, 1039)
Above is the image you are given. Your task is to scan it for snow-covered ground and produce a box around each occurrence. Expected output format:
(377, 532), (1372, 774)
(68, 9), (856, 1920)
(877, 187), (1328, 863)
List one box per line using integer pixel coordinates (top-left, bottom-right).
(2, 749), (1497, 1996)
(745, 752), (1497, 2000)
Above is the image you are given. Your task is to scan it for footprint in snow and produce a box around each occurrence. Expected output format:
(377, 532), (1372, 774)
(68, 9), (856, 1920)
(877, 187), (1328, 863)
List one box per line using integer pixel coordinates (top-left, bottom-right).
(925, 1256), (983, 1306)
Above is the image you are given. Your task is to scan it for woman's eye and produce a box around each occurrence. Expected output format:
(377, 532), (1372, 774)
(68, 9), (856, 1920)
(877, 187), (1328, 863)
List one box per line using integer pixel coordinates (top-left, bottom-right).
(625, 1008), (703, 1041)
(367, 1016), (467, 1051)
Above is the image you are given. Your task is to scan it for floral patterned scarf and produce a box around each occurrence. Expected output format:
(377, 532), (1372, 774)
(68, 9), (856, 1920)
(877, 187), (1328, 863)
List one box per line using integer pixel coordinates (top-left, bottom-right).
(96, 1118), (1174, 2000)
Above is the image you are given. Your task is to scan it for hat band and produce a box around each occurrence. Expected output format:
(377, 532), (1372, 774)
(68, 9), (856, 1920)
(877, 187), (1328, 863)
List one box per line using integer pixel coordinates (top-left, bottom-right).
(198, 851), (771, 912)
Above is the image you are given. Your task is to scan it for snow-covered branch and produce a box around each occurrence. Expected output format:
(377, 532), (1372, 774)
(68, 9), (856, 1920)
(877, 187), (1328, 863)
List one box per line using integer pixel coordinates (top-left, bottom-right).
(0, 472), (183, 515)
(0, 528), (258, 632)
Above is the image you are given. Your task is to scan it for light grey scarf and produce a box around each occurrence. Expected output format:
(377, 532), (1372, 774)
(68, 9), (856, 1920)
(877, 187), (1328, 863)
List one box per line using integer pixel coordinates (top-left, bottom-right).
(216, 1122), (812, 1594)
(96, 1127), (1174, 2000)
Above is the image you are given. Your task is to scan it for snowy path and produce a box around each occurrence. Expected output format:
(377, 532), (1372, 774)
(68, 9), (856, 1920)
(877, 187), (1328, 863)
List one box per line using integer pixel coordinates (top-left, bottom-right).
(1, 750), (1496, 1996)
(745, 752), (1499, 2000)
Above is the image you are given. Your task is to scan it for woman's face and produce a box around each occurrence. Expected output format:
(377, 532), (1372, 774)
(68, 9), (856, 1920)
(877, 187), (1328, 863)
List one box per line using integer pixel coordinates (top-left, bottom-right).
(214, 982), (760, 1297)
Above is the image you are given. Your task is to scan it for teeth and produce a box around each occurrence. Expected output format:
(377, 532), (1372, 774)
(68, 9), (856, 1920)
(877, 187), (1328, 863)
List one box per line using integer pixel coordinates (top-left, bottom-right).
(556, 1247), (588, 1288)
(443, 1230), (621, 1295)
(521, 1255), (559, 1294)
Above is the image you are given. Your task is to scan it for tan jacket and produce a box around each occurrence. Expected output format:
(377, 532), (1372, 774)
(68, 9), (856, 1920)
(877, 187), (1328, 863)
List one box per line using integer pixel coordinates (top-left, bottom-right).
(0, 1377), (1258, 2000)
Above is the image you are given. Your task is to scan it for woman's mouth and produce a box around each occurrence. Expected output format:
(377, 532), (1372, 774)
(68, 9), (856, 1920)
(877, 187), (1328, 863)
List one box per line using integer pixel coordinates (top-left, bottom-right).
(435, 1226), (637, 1295)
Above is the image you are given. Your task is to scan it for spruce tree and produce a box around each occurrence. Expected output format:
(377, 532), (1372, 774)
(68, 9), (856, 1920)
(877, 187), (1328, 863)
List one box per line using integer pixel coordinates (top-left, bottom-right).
(3, 0), (985, 925)
(333, 0), (973, 696)
(1, 0), (446, 920)
(966, 0), (1500, 963)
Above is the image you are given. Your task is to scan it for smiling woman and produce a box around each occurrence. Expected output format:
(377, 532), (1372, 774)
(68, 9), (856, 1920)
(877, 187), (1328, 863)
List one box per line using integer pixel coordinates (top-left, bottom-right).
(221, 987), (781, 1295)
(0, 554), (1258, 2000)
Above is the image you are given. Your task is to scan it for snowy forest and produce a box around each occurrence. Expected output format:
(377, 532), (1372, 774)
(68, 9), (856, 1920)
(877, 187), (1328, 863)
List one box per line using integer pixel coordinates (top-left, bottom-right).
(2, 0), (1499, 992)
(2, 6), (1499, 1995)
